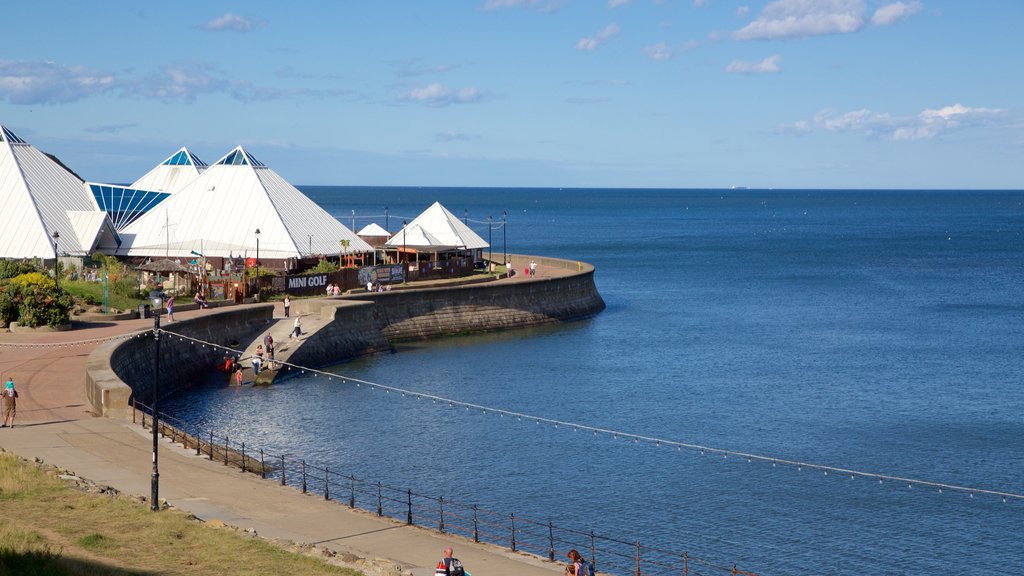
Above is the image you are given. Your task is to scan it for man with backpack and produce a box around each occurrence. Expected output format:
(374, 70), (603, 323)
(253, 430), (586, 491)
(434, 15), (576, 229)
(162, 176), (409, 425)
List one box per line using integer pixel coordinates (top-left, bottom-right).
(434, 547), (468, 576)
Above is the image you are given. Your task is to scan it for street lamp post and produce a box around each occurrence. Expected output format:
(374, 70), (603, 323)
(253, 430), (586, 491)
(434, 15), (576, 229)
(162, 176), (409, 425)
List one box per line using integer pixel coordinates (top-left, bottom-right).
(254, 229), (261, 300)
(502, 210), (507, 265)
(52, 231), (60, 291)
(488, 215), (493, 264)
(351, 210), (356, 231)
(149, 290), (163, 511)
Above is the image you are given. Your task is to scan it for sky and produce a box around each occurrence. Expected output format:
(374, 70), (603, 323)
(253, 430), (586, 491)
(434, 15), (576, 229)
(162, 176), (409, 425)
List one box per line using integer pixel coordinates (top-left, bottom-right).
(1, 0), (1021, 189)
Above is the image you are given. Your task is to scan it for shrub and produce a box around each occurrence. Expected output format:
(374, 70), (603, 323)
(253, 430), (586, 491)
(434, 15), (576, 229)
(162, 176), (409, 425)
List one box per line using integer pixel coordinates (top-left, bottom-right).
(0, 280), (73, 328)
(10, 272), (56, 291)
(0, 260), (41, 280)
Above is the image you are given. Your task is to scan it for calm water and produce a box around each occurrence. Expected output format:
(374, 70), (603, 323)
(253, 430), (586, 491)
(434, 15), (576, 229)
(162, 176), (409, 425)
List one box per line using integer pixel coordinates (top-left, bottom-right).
(165, 188), (1024, 575)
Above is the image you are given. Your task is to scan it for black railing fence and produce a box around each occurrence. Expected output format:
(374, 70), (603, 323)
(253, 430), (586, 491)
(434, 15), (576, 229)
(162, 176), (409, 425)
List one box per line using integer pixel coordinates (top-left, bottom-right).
(133, 400), (758, 576)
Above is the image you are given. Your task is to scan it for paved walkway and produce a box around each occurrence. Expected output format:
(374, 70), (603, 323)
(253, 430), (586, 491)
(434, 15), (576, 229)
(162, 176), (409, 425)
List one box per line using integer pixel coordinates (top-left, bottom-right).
(0, 302), (563, 576)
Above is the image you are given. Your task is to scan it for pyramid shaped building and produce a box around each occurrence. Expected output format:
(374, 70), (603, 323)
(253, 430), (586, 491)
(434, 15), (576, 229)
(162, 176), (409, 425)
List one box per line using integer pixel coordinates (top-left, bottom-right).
(117, 146), (372, 260)
(0, 125), (118, 259)
(89, 147), (207, 231)
(385, 201), (488, 251)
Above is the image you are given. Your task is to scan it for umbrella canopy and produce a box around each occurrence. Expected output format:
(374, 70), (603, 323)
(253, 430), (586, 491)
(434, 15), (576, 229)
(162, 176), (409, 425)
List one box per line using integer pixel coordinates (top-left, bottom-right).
(137, 258), (190, 273)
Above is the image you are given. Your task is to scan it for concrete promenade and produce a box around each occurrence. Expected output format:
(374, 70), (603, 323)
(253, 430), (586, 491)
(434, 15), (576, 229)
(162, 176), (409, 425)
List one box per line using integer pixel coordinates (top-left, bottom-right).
(0, 301), (565, 576)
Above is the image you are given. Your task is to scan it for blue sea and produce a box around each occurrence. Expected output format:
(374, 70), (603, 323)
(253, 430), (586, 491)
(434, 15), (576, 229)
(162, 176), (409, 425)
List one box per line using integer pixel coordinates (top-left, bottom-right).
(164, 188), (1024, 575)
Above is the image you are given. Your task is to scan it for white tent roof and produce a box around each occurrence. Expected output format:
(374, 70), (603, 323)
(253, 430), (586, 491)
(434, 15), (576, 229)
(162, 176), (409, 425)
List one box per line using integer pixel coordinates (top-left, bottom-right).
(131, 147), (207, 193)
(357, 223), (390, 237)
(0, 125), (115, 258)
(117, 146), (372, 260)
(384, 201), (488, 251)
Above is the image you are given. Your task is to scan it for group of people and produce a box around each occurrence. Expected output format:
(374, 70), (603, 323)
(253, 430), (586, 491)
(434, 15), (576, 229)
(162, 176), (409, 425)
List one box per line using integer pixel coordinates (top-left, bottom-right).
(365, 281), (392, 293)
(325, 283), (342, 296)
(2, 377), (17, 428)
(251, 333), (277, 376)
(433, 546), (588, 576)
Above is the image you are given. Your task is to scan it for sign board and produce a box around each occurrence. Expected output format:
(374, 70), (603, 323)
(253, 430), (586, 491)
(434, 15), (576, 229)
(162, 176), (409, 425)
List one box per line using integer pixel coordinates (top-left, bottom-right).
(357, 264), (405, 286)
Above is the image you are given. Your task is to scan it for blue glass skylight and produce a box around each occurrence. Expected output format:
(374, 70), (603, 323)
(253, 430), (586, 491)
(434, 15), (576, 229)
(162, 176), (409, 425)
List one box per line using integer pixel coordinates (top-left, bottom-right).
(90, 184), (170, 231)
(1, 126), (27, 144)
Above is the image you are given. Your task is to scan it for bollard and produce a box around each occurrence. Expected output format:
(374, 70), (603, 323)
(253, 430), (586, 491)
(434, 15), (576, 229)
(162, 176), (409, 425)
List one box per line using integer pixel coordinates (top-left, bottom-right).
(209, 430), (214, 460)
(224, 435), (229, 465)
(349, 475), (355, 508)
(132, 399), (136, 423)
(195, 425), (201, 456)
(260, 449), (266, 479)
(241, 443), (247, 473)
(280, 454), (286, 486)
(324, 467), (330, 501)
(407, 489), (413, 525)
(301, 460), (307, 494)
(377, 482), (383, 516)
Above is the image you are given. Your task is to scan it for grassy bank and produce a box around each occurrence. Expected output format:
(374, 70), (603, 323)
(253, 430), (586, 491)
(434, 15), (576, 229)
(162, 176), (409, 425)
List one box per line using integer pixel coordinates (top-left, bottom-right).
(62, 280), (147, 312)
(0, 452), (361, 576)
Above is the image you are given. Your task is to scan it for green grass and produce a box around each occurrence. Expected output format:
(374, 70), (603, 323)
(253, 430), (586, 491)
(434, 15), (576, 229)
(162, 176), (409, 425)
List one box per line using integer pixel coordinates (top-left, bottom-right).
(0, 452), (363, 576)
(62, 280), (146, 312)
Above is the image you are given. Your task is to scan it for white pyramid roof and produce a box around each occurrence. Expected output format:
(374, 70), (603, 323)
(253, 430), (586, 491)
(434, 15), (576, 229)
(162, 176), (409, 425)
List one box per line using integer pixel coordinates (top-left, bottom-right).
(131, 147), (207, 193)
(385, 201), (488, 250)
(117, 146), (372, 259)
(0, 125), (114, 258)
(357, 223), (390, 237)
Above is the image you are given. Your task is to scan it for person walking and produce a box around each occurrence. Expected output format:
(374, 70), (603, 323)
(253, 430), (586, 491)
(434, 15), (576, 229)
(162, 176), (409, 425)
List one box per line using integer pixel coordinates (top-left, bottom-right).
(283, 295), (291, 317)
(165, 295), (175, 321)
(434, 547), (467, 576)
(565, 549), (589, 576)
(291, 315), (302, 338)
(2, 377), (19, 428)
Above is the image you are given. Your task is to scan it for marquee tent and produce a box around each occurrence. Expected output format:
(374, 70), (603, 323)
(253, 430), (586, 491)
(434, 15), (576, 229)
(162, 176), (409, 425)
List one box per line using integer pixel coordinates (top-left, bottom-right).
(0, 124), (119, 259)
(116, 146), (371, 260)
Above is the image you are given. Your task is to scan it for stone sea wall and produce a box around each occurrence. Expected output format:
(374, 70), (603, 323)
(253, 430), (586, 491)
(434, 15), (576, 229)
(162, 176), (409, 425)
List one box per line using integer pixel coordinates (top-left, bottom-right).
(87, 257), (605, 416)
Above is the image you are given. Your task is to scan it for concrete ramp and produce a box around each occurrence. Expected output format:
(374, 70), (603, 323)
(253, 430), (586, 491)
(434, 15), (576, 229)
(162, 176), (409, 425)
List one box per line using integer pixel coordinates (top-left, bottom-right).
(237, 310), (329, 385)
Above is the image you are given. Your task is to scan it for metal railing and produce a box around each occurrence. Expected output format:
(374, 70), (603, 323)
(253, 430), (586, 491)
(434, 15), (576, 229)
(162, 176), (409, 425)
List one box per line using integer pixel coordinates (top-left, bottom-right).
(133, 400), (758, 576)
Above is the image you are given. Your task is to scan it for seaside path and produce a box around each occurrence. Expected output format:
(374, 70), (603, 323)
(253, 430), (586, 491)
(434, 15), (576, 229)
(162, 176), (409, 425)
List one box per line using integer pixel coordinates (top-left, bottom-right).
(0, 302), (564, 576)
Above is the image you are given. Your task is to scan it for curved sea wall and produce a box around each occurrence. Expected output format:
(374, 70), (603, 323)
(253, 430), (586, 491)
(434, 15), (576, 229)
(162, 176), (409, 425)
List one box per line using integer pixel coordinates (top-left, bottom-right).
(87, 256), (605, 417)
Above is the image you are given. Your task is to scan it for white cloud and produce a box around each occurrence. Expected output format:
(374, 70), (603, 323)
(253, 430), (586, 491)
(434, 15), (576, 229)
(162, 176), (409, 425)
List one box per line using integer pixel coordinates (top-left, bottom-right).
(576, 23), (620, 51)
(733, 0), (866, 40)
(0, 60), (116, 105)
(199, 13), (258, 32)
(643, 42), (674, 61)
(725, 55), (782, 74)
(130, 65), (226, 102)
(403, 83), (484, 106)
(435, 131), (477, 142)
(871, 1), (923, 26)
(792, 103), (1006, 140)
(482, 0), (562, 12)
(608, 0), (632, 7)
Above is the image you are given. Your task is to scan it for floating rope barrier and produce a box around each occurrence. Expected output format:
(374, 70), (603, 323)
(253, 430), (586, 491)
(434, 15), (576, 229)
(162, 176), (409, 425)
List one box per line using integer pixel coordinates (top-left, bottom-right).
(161, 330), (1024, 504)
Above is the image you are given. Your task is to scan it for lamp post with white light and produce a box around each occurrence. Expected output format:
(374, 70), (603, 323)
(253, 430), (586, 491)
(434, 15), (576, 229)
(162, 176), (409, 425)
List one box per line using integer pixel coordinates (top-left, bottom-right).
(502, 210), (507, 265)
(149, 290), (163, 511)
(52, 231), (60, 291)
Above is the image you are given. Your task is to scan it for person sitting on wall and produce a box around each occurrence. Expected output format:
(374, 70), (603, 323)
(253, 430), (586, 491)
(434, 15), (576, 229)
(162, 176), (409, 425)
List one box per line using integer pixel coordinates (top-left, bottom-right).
(194, 292), (209, 309)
